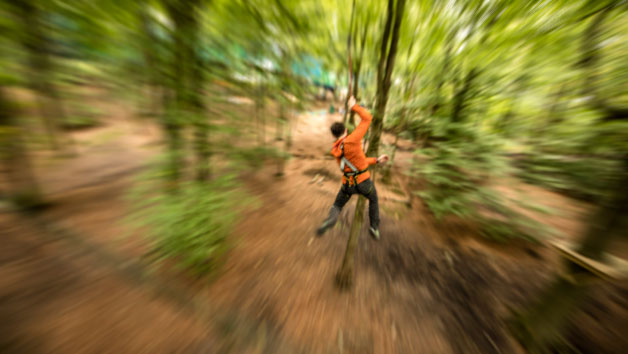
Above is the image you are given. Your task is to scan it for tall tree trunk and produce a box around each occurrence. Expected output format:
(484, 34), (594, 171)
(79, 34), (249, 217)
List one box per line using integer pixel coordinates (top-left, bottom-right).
(190, 17), (209, 181)
(275, 97), (287, 177)
(255, 77), (262, 146)
(0, 88), (42, 208)
(194, 120), (210, 181)
(193, 84), (210, 182)
(276, 56), (293, 177)
(387, 70), (414, 169)
(258, 78), (266, 147)
(381, 132), (400, 183)
(285, 104), (293, 151)
(450, 67), (478, 125)
(495, 73), (529, 136)
(163, 114), (183, 187)
(336, 0), (406, 289)
(164, 0), (209, 183)
(390, 133), (400, 163)
(343, 0), (357, 125)
(275, 98), (284, 142)
(349, 19), (369, 126)
(366, 0), (405, 158)
(166, 6), (185, 187)
(14, 0), (66, 150)
(349, 69), (360, 126)
(164, 0), (203, 185)
(430, 43), (452, 118)
(138, 5), (161, 116)
(547, 84), (568, 127)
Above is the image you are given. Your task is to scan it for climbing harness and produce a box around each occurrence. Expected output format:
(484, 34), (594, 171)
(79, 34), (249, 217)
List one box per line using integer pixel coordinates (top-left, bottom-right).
(339, 139), (368, 186)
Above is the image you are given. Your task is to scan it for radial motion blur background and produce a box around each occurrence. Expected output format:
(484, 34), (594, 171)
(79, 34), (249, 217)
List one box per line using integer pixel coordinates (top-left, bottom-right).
(1, 0), (627, 353)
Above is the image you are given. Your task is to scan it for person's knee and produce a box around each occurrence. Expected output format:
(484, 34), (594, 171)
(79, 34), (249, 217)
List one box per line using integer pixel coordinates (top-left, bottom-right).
(367, 186), (378, 201)
(334, 195), (350, 208)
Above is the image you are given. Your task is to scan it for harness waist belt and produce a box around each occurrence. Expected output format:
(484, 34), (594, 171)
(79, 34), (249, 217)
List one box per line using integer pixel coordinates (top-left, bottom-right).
(343, 168), (368, 177)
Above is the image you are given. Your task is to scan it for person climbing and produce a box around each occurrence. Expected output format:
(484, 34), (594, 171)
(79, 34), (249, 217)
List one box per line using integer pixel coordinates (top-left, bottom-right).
(317, 96), (388, 239)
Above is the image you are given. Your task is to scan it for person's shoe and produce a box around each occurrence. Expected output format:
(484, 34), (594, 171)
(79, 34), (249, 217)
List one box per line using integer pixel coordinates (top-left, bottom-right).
(316, 219), (335, 237)
(369, 227), (380, 240)
(317, 206), (340, 237)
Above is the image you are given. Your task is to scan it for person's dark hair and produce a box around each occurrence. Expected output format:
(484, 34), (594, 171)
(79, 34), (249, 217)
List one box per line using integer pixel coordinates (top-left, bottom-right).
(330, 122), (345, 138)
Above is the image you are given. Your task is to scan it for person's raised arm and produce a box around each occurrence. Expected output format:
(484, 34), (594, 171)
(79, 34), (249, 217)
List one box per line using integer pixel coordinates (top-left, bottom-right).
(345, 97), (372, 143)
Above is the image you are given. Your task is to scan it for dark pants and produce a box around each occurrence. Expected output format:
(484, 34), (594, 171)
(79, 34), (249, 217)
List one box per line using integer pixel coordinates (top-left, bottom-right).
(327, 178), (380, 229)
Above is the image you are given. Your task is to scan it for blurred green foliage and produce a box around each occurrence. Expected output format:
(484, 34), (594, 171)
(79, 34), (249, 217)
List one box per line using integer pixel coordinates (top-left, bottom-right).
(414, 125), (553, 242)
(129, 172), (255, 275)
(516, 153), (623, 201)
(228, 145), (288, 170)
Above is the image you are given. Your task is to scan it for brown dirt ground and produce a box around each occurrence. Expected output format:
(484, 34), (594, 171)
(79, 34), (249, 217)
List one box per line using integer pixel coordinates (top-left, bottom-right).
(2, 95), (627, 353)
(0, 213), (214, 353)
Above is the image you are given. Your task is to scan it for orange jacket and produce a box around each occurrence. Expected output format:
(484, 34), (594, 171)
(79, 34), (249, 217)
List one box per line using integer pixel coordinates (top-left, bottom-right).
(331, 104), (377, 185)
